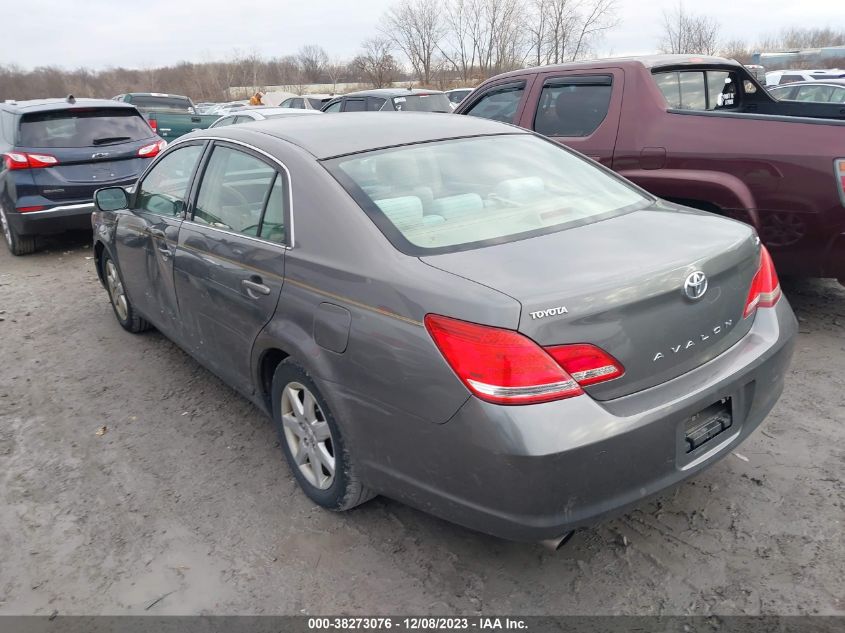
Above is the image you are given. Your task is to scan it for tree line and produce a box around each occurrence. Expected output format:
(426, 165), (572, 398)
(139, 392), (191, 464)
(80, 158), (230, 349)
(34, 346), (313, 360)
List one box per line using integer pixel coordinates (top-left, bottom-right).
(0, 0), (843, 103)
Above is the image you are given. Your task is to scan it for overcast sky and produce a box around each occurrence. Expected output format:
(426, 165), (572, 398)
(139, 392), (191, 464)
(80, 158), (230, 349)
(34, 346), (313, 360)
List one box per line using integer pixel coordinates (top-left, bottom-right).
(3, 0), (842, 70)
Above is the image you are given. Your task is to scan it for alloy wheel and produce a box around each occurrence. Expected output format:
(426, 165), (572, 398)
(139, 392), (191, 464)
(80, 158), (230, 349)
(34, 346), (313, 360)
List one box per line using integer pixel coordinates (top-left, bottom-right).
(105, 260), (129, 322)
(280, 381), (336, 490)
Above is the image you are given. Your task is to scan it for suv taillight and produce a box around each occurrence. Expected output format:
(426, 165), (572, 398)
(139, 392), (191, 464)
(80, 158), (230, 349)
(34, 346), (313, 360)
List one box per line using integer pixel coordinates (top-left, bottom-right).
(836, 159), (845, 205)
(138, 139), (167, 158)
(148, 118), (158, 132)
(3, 152), (58, 170)
(744, 245), (782, 318)
(424, 314), (623, 405)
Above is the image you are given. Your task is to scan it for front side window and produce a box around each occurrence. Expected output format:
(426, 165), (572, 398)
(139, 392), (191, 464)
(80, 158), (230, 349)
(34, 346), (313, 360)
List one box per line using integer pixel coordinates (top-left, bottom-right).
(654, 70), (737, 110)
(534, 77), (612, 137)
(391, 94), (451, 112)
(344, 99), (367, 112)
(136, 144), (204, 217)
(464, 83), (525, 123)
(369, 97), (387, 111)
(193, 146), (278, 237)
(795, 84), (835, 102)
(327, 134), (648, 255)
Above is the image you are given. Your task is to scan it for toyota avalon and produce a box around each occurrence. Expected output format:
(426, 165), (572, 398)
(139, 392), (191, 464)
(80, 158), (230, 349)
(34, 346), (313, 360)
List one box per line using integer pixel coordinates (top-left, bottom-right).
(91, 113), (797, 545)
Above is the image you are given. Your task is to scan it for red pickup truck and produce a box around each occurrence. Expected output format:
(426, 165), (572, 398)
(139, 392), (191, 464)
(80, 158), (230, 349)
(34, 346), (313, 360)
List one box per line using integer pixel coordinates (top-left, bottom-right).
(456, 55), (845, 282)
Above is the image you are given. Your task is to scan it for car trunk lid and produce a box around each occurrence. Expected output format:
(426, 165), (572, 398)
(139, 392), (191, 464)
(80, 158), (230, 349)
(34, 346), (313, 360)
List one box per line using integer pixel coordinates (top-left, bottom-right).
(421, 205), (760, 400)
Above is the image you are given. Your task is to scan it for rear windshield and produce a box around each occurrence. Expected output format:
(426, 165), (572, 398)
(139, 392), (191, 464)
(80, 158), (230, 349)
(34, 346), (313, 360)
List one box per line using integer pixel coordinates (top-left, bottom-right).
(391, 94), (451, 112)
(129, 95), (193, 112)
(18, 108), (155, 148)
(327, 134), (649, 255)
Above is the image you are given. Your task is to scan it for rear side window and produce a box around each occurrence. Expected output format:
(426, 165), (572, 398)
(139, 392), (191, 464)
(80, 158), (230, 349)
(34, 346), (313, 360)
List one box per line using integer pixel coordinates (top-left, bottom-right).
(306, 98), (326, 109)
(212, 116), (236, 127)
(323, 101), (342, 112)
(18, 109), (154, 148)
(464, 83), (525, 123)
(795, 84), (836, 102)
(128, 95), (193, 112)
(327, 134), (648, 255)
(654, 70), (737, 110)
(137, 145), (204, 217)
(779, 74), (805, 85)
(193, 146), (278, 238)
(534, 76), (612, 137)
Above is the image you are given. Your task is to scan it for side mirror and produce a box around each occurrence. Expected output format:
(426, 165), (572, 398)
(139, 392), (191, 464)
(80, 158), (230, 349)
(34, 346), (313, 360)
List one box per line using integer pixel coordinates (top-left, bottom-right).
(94, 187), (129, 212)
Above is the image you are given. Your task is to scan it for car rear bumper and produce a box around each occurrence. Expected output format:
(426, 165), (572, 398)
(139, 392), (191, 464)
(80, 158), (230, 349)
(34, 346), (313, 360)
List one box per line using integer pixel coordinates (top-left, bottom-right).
(333, 298), (797, 542)
(5, 202), (95, 236)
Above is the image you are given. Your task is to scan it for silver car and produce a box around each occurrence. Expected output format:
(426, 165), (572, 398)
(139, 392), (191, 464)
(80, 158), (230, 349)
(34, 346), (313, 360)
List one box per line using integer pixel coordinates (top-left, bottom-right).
(90, 113), (797, 546)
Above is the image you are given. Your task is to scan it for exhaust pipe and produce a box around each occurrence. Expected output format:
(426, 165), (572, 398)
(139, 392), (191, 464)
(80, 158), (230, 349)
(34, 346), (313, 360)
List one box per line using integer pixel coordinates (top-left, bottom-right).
(539, 530), (574, 552)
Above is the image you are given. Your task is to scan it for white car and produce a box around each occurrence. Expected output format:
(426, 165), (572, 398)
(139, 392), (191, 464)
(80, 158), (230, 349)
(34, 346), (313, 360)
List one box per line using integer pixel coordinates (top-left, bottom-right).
(209, 107), (322, 128)
(765, 69), (845, 87)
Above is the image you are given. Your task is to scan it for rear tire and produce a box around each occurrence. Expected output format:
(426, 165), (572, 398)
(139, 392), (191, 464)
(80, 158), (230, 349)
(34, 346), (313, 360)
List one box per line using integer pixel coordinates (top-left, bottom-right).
(0, 205), (36, 256)
(102, 253), (151, 333)
(272, 359), (375, 511)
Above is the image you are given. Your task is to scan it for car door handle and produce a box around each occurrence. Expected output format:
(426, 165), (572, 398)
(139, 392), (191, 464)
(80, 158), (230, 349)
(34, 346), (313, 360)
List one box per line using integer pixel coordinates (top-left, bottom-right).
(242, 278), (271, 297)
(158, 245), (172, 261)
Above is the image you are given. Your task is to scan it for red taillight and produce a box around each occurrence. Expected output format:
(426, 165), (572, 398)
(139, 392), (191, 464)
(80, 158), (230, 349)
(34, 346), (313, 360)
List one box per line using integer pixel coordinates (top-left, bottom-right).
(425, 314), (582, 405)
(18, 206), (46, 213)
(546, 344), (625, 386)
(744, 245), (782, 318)
(3, 152), (58, 170)
(138, 139), (167, 158)
(836, 159), (845, 205)
(148, 118), (158, 132)
(425, 315), (625, 405)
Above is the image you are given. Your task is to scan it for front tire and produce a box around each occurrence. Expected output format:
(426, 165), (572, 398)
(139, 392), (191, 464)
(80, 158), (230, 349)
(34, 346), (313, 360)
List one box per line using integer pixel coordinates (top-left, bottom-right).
(0, 205), (36, 256)
(272, 359), (374, 511)
(102, 254), (151, 333)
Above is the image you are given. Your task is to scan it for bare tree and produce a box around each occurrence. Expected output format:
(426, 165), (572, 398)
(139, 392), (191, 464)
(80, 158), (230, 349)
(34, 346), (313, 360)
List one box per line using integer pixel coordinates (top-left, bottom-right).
(324, 56), (347, 94)
(353, 37), (401, 88)
(659, 3), (720, 55)
(381, 0), (444, 84)
(297, 44), (329, 83)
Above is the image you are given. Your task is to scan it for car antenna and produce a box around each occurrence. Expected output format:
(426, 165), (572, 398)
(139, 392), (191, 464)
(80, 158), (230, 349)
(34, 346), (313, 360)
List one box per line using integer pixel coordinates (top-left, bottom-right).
(66, 94), (76, 104)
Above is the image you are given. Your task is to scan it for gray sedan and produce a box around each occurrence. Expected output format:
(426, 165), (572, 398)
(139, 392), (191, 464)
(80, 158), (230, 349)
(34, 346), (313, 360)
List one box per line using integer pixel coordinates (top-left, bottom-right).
(90, 113), (797, 545)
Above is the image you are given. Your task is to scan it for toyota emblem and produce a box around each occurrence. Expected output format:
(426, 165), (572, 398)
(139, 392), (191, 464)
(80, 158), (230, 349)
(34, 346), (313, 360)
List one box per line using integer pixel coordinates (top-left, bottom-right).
(684, 271), (708, 300)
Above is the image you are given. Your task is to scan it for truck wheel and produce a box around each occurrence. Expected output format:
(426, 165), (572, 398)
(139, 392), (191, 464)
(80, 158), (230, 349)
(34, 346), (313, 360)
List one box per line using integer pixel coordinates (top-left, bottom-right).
(272, 359), (375, 511)
(0, 205), (36, 256)
(102, 254), (151, 333)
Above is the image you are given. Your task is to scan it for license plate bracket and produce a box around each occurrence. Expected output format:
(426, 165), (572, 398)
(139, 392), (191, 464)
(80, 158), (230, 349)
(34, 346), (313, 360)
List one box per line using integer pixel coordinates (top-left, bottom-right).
(683, 398), (733, 453)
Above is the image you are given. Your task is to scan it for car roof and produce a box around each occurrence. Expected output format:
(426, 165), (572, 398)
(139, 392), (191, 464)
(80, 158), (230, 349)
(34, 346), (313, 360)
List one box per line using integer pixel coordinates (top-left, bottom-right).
(341, 88), (446, 98)
(194, 111), (524, 159)
(0, 97), (138, 113)
(771, 79), (845, 88)
(123, 92), (190, 98)
(486, 54), (743, 81)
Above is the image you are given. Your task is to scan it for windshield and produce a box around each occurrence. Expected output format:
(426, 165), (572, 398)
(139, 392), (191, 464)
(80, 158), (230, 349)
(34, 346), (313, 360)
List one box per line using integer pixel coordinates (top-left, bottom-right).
(129, 95), (193, 112)
(327, 134), (649, 255)
(18, 108), (155, 148)
(391, 94), (451, 112)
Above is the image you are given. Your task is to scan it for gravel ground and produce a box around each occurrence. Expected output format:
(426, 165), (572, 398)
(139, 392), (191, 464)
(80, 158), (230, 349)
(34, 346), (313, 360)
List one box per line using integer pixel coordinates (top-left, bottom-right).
(0, 232), (842, 616)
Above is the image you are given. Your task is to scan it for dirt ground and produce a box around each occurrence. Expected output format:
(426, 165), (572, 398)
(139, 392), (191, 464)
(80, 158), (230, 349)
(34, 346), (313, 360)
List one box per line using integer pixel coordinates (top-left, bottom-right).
(0, 231), (842, 616)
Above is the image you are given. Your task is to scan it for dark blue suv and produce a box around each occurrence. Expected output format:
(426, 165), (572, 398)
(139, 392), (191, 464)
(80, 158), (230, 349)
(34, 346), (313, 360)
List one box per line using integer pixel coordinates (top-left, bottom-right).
(0, 96), (164, 255)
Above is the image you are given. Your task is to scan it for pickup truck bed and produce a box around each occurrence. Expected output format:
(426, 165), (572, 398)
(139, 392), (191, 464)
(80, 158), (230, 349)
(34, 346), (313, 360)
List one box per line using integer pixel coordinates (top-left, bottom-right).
(456, 55), (845, 282)
(112, 93), (218, 141)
